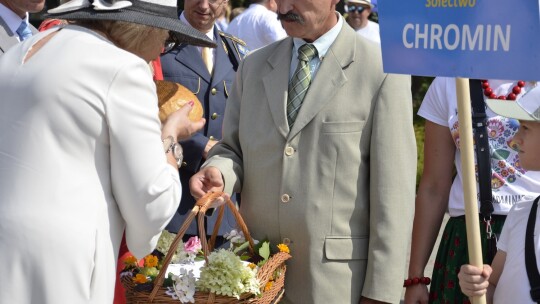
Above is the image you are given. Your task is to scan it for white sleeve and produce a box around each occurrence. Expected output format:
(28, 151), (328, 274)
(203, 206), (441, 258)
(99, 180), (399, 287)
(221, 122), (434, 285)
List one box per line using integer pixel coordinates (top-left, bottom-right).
(106, 59), (181, 259)
(263, 13), (287, 43)
(497, 203), (520, 252)
(417, 77), (452, 127)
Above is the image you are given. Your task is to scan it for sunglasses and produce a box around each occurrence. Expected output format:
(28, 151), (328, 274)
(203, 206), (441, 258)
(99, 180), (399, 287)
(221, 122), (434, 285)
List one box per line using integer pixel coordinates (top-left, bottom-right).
(162, 32), (180, 54)
(346, 5), (365, 13)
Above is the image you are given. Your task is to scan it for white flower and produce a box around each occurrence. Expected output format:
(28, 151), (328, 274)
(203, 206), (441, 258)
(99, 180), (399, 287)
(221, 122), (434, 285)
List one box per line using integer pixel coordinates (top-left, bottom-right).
(157, 230), (186, 263)
(119, 272), (133, 279)
(196, 249), (261, 299)
(171, 269), (196, 303)
(223, 229), (245, 245)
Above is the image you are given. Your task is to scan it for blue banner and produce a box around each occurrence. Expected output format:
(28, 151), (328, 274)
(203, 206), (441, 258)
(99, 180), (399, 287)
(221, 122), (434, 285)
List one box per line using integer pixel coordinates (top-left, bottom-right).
(378, 0), (540, 80)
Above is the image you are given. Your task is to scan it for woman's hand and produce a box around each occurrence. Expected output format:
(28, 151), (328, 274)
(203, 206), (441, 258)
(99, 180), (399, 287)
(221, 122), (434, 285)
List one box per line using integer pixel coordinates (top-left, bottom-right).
(161, 102), (206, 141)
(403, 283), (429, 304)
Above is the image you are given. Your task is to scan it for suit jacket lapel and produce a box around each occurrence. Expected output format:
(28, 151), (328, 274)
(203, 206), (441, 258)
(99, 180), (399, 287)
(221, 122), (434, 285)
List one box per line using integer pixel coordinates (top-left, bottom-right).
(263, 38), (294, 139)
(0, 16), (18, 54)
(288, 23), (354, 139)
(175, 43), (211, 81)
(211, 28), (233, 86)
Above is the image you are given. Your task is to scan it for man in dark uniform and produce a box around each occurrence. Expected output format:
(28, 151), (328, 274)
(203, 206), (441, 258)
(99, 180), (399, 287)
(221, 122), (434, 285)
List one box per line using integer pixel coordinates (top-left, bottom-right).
(160, 0), (247, 243)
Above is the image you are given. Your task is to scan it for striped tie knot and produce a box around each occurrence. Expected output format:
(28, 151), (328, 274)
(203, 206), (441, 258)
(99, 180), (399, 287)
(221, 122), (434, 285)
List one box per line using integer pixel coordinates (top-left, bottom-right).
(298, 43), (318, 63)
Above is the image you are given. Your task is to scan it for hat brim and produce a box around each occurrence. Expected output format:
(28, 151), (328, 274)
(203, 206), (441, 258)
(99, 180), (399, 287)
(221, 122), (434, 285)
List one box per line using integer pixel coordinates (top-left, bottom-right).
(485, 98), (537, 121)
(346, 0), (374, 8)
(43, 9), (216, 48)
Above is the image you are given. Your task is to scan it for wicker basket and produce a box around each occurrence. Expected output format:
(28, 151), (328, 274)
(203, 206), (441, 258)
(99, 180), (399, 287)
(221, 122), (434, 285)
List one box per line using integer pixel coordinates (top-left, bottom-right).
(122, 192), (291, 303)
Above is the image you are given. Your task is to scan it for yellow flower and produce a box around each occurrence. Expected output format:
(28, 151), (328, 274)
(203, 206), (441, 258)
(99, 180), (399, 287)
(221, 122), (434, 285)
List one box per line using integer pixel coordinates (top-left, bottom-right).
(264, 281), (273, 292)
(248, 263), (256, 269)
(124, 255), (138, 266)
(277, 243), (290, 254)
(133, 274), (148, 284)
(144, 255), (159, 268)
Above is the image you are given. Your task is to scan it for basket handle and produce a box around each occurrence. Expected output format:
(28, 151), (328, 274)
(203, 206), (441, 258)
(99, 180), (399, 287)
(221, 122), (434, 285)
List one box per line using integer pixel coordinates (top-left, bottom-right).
(149, 192), (255, 301)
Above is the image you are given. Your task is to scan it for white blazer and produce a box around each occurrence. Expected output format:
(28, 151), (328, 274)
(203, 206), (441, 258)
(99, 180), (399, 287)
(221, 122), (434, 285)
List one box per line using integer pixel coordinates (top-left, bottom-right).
(0, 25), (180, 303)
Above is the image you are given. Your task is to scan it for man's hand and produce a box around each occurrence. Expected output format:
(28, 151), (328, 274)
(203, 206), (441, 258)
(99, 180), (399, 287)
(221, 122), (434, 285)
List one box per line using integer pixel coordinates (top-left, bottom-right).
(458, 264), (492, 297)
(189, 166), (225, 199)
(209, 192), (230, 209)
(203, 139), (218, 159)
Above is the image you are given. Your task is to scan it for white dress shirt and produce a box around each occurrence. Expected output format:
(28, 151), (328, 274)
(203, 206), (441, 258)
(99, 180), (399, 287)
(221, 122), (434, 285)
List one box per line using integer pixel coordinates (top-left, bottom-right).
(356, 20), (380, 44)
(226, 3), (286, 50)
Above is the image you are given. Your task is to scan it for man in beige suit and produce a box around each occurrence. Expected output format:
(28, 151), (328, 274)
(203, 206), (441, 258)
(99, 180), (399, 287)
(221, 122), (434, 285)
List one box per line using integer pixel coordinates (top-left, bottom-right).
(190, 0), (417, 301)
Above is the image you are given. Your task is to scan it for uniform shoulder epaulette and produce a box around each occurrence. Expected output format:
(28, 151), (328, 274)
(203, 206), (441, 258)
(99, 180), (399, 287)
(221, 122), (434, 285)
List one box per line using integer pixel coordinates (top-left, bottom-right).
(218, 31), (247, 46)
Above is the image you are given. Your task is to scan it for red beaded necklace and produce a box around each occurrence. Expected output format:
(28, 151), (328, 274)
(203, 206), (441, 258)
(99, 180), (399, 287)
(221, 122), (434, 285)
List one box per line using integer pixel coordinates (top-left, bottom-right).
(481, 80), (525, 100)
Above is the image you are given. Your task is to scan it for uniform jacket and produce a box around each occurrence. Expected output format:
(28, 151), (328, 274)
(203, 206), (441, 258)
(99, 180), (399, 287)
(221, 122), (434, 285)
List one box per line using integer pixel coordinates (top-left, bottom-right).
(0, 15), (37, 54)
(203, 22), (417, 303)
(161, 27), (247, 236)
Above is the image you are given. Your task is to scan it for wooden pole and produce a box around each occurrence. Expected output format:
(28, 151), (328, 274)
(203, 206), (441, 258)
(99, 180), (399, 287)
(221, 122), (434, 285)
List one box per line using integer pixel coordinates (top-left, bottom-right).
(455, 78), (486, 304)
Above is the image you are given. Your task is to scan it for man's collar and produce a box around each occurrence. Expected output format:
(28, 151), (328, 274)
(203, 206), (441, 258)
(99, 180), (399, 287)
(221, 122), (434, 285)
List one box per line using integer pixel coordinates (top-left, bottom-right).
(0, 2), (27, 35)
(292, 12), (343, 59)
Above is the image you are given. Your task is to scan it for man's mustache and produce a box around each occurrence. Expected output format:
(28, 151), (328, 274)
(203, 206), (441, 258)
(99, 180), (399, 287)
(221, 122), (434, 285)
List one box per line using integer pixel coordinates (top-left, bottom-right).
(277, 11), (305, 24)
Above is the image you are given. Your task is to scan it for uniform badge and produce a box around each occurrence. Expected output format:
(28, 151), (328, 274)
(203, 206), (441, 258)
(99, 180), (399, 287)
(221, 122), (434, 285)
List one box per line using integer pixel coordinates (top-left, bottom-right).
(237, 44), (249, 57)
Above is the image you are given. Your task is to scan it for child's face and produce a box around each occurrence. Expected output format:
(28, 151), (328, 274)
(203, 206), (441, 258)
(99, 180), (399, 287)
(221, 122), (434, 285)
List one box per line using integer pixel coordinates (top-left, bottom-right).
(514, 120), (540, 171)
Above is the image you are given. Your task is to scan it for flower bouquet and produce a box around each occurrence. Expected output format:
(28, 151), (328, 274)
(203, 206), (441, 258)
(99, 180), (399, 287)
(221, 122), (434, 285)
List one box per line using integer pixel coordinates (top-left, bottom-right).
(120, 192), (291, 304)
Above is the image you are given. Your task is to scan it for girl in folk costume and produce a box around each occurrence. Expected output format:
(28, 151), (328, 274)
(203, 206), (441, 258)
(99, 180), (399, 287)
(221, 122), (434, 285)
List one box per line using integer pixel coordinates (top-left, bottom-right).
(404, 78), (540, 304)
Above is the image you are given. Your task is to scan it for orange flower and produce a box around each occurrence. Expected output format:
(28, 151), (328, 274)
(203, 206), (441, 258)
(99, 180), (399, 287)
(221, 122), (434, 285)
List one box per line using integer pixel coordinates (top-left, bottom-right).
(144, 255), (159, 268)
(133, 274), (148, 284)
(124, 255), (138, 266)
(264, 281), (273, 292)
(277, 244), (290, 254)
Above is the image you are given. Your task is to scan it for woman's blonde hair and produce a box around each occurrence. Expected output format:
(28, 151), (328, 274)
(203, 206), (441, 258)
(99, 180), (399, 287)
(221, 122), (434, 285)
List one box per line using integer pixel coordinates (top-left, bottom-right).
(72, 19), (169, 56)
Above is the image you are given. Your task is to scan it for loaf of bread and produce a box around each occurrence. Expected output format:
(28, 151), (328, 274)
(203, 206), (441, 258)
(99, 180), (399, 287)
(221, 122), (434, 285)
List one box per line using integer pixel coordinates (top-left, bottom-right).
(155, 80), (204, 122)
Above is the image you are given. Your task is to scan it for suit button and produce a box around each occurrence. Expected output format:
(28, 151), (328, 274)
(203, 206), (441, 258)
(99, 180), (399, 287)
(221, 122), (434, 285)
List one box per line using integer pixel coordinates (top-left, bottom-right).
(211, 113), (218, 120)
(284, 146), (294, 156)
(281, 194), (290, 203)
(209, 135), (215, 140)
(211, 88), (217, 95)
(282, 238), (291, 245)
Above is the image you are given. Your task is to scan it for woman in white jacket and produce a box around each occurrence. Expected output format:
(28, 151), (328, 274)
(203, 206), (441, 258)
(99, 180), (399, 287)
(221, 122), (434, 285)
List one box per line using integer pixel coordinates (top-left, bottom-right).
(0, 0), (215, 302)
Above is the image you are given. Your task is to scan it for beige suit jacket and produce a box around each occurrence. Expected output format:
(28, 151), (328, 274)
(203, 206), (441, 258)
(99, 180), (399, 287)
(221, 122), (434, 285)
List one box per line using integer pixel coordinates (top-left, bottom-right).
(204, 22), (416, 303)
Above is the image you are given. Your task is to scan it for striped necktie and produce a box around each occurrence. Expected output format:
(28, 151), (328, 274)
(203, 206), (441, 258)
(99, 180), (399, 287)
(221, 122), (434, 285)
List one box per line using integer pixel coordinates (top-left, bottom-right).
(287, 43), (318, 127)
(16, 21), (32, 41)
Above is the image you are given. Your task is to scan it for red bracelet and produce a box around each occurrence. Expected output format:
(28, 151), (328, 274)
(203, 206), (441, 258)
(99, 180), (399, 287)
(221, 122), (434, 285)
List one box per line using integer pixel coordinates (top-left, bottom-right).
(403, 277), (431, 287)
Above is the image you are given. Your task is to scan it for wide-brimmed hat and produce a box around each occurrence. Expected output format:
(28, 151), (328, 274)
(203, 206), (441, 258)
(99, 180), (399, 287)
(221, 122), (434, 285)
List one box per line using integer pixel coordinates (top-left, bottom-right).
(486, 85), (540, 121)
(44, 0), (216, 48)
(345, 0), (374, 8)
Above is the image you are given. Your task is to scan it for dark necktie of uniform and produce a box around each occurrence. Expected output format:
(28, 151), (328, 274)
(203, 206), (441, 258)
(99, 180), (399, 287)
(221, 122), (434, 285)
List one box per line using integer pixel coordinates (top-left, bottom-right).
(16, 21), (32, 41)
(286, 43), (318, 127)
